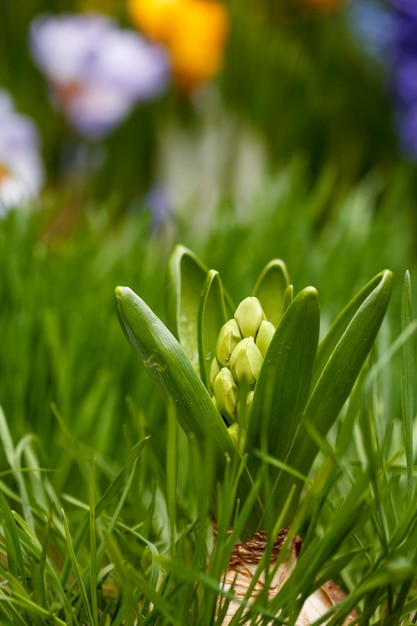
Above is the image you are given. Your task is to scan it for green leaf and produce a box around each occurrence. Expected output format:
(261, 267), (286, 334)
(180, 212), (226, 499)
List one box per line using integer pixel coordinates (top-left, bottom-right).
(197, 270), (231, 390)
(272, 269), (393, 520)
(60, 436), (149, 586)
(115, 286), (263, 536)
(165, 245), (209, 373)
(244, 287), (320, 488)
(252, 259), (290, 327)
(62, 508), (96, 626)
(283, 284), (294, 311)
(0, 407), (34, 530)
(272, 473), (370, 617)
(0, 492), (27, 587)
(311, 269), (392, 390)
(401, 270), (414, 500)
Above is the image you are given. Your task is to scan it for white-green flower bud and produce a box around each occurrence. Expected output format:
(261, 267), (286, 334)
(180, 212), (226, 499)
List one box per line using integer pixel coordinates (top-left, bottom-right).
(216, 319), (242, 366)
(227, 422), (240, 447)
(209, 356), (221, 389)
(256, 320), (276, 357)
(213, 367), (238, 423)
(234, 296), (264, 338)
(229, 337), (263, 388)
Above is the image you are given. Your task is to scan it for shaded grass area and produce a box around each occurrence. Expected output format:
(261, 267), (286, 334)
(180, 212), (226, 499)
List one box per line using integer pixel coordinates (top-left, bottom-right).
(0, 213), (182, 556)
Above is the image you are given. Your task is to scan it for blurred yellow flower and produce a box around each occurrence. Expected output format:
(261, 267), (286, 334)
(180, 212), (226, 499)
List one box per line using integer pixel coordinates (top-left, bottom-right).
(128, 0), (183, 42)
(128, 0), (228, 90)
(0, 163), (9, 183)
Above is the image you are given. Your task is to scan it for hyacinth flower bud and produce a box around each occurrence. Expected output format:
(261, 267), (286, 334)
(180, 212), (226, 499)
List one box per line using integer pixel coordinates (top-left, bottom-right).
(212, 296), (271, 429)
(213, 367), (238, 423)
(255, 320), (276, 357)
(216, 318), (242, 367)
(209, 356), (221, 389)
(229, 337), (263, 389)
(234, 296), (264, 338)
(227, 422), (241, 447)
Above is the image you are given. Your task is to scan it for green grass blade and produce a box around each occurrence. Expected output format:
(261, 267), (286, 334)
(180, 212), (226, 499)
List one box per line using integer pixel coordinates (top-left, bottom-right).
(95, 437), (148, 520)
(0, 407), (34, 530)
(272, 269), (393, 519)
(102, 532), (139, 625)
(401, 270), (415, 501)
(90, 436), (145, 602)
(252, 259), (290, 327)
(165, 245), (209, 373)
(272, 475), (370, 617)
(9, 508), (75, 623)
(244, 287), (320, 488)
(89, 460), (98, 625)
(62, 508), (96, 626)
(61, 436), (148, 587)
(115, 286), (263, 535)
(197, 270), (230, 390)
(0, 581), (67, 626)
(0, 601), (19, 626)
(0, 492), (27, 588)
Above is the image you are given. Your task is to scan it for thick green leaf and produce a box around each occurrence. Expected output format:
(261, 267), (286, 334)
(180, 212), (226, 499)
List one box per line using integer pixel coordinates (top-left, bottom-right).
(115, 286), (263, 535)
(197, 270), (230, 390)
(244, 287), (320, 487)
(283, 284), (294, 311)
(272, 269), (393, 520)
(311, 270), (392, 390)
(165, 245), (208, 373)
(252, 259), (290, 327)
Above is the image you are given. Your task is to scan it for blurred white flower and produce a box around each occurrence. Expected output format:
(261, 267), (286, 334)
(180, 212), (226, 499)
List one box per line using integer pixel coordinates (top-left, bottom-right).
(30, 12), (170, 138)
(0, 90), (44, 216)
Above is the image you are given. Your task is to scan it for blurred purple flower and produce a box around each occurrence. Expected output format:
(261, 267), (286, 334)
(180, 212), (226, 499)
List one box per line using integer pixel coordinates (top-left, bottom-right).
(348, 0), (417, 160)
(391, 3), (417, 61)
(347, 0), (395, 60)
(30, 13), (170, 138)
(396, 105), (417, 157)
(143, 184), (173, 232)
(0, 89), (44, 215)
(394, 59), (417, 106)
(392, 0), (417, 19)
(390, 0), (417, 158)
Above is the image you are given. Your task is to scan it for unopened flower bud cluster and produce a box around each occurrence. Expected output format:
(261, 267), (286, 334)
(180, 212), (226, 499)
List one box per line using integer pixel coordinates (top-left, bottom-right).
(210, 297), (275, 439)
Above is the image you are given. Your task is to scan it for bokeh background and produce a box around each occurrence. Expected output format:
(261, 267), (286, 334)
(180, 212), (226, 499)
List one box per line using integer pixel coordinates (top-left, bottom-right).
(1, 0), (416, 222)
